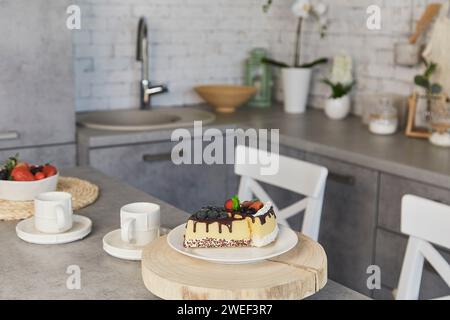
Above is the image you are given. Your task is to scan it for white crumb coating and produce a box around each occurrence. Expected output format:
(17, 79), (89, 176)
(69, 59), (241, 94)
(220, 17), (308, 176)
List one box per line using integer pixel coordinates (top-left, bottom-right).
(251, 224), (279, 247)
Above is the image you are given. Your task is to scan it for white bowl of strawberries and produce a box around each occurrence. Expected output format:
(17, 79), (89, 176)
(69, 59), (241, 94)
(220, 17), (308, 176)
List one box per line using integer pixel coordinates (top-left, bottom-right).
(0, 155), (59, 201)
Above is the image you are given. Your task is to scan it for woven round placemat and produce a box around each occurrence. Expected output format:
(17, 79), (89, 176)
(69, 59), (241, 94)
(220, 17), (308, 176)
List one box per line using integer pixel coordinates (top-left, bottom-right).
(0, 177), (99, 221)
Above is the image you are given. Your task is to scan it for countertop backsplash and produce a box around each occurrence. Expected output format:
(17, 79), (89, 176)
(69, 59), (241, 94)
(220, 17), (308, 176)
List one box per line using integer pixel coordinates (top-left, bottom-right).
(301, 0), (446, 115)
(72, 0), (297, 111)
(73, 0), (444, 115)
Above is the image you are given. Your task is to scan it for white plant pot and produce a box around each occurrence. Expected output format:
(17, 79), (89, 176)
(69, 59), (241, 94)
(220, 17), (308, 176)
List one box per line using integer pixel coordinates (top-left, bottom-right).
(324, 95), (351, 120)
(282, 68), (312, 114)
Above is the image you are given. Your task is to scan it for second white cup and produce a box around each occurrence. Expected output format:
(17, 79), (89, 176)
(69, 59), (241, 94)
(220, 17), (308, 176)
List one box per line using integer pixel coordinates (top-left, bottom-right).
(34, 192), (73, 234)
(120, 202), (160, 246)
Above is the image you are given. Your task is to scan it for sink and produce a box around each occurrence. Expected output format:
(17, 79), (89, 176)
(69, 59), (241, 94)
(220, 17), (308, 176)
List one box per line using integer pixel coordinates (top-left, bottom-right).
(77, 108), (216, 131)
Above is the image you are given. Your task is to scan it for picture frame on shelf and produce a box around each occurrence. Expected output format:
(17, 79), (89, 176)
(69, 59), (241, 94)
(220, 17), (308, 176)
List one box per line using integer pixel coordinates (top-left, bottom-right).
(405, 92), (432, 138)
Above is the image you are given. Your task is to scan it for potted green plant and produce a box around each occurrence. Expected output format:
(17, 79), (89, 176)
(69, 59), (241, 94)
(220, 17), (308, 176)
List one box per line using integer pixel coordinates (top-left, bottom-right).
(322, 54), (355, 120)
(263, 0), (328, 114)
(413, 59), (450, 146)
(414, 58), (442, 112)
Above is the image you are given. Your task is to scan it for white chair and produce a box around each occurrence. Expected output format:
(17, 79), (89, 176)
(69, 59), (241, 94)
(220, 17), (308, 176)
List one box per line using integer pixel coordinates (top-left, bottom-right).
(396, 195), (450, 300)
(234, 145), (328, 241)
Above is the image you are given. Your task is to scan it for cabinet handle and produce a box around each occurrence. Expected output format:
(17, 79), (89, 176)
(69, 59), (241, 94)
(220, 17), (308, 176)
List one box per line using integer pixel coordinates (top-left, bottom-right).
(328, 172), (355, 186)
(0, 131), (19, 141)
(143, 150), (183, 162)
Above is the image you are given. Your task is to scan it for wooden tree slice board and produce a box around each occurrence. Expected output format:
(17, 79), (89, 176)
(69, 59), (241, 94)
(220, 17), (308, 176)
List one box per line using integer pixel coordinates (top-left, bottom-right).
(141, 233), (327, 300)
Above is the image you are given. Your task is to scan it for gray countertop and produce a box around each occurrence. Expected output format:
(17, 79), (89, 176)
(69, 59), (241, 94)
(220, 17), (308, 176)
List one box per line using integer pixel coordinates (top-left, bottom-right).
(0, 167), (368, 300)
(77, 105), (450, 189)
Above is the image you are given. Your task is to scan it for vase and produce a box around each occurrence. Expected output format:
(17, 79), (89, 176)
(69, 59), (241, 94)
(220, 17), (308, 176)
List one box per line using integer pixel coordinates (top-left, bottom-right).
(324, 95), (351, 120)
(282, 68), (312, 114)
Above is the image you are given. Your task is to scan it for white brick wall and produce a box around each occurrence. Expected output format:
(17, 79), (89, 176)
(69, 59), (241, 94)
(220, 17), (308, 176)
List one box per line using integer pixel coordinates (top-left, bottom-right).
(301, 0), (447, 114)
(73, 0), (296, 111)
(73, 0), (445, 113)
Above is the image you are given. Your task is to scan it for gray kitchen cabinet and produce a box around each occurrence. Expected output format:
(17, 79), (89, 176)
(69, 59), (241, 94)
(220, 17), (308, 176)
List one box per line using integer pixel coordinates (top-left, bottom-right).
(378, 173), (450, 233)
(375, 228), (450, 300)
(0, 144), (76, 168)
(0, 0), (75, 150)
(305, 153), (379, 296)
(89, 139), (231, 213)
(372, 286), (397, 300)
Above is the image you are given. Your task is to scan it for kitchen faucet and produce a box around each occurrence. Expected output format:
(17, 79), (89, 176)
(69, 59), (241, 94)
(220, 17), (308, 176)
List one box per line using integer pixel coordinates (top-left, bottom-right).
(136, 17), (168, 109)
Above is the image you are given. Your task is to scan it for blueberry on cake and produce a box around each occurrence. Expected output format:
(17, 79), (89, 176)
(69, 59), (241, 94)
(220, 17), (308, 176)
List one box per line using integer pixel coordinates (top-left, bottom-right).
(183, 196), (278, 248)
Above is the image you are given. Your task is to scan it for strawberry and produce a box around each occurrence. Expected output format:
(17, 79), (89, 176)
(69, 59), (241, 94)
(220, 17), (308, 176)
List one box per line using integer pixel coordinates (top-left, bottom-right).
(11, 167), (35, 181)
(224, 195), (240, 212)
(34, 172), (46, 180)
(241, 201), (253, 208)
(249, 201), (264, 211)
(15, 162), (29, 169)
(224, 199), (234, 212)
(42, 164), (57, 177)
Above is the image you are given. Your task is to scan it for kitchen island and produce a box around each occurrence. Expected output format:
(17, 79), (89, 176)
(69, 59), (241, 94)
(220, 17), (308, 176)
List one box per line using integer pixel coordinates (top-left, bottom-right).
(0, 167), (368, 300)
(77, 106), (450, 299)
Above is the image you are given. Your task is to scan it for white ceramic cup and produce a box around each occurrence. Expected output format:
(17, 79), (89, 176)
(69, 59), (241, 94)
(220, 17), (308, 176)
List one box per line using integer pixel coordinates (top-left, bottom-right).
(34, 192), (73, 234)
(120, 202), (160, 246)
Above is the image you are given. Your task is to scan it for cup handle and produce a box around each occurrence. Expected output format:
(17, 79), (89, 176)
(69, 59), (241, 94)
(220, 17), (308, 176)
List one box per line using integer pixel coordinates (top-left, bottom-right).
(55, 205), (67, 231)
(121, 218), (135, 243)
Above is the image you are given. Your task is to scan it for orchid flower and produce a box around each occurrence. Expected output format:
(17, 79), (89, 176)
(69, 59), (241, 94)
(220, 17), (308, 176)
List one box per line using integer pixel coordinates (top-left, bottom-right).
(262, 0), (329, 68)
(331, 54), (353, 85)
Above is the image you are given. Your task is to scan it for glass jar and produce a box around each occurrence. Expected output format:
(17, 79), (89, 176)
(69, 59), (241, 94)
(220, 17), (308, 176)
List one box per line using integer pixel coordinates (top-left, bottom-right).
(429, 94), (450, 147)
(245, 48), (272, 108)
(369, 98), (398, 135)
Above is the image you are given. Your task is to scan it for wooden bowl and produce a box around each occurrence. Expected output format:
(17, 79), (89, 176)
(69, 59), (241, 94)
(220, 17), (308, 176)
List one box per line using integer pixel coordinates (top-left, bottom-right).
(194, 85), (257, 113)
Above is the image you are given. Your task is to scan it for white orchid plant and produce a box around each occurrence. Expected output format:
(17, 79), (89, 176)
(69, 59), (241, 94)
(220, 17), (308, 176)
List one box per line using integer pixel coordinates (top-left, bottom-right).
(263, 0), (328, 68)
(322, 54), (355, 99)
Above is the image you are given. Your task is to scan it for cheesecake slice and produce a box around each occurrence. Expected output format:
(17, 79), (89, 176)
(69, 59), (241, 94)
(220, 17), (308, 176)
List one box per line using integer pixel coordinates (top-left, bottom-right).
(183, 199), (278, 248)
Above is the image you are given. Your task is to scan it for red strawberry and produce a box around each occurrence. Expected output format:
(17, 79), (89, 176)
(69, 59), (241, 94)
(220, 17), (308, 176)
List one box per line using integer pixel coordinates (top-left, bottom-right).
(224, 199), (234, 212)
(249, 201), (264, 211)
(42, 164), (57, 177)
(35, 172), (46, 180)
(15, 162), (29, 169)
(241, 201), (253, 208)
(11, 167), (35, 181)
(224, 196), (240, 212)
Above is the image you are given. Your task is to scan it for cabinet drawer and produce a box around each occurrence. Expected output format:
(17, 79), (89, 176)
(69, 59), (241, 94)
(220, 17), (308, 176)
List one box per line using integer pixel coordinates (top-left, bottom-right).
(0, 144), (75, 168)
(306, 153), (379, 296)
(378, 174), (450, 233)
(89, 140), (230, 213)
(375, 228), (450, 299)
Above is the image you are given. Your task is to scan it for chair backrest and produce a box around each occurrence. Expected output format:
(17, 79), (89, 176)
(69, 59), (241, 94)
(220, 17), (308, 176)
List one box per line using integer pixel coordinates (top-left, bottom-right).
(396, 195), (450, 300)
(234, 145), (328, 241)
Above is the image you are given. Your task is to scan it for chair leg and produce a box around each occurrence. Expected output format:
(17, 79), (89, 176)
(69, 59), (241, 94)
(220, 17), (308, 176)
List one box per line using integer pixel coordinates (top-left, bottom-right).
(396, 237), (425, 300)
(301, 188), (324, 241)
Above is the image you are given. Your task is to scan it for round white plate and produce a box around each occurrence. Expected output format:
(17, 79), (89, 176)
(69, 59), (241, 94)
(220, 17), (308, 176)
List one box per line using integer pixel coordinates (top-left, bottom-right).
(103, 227), (171, 261)
(167, 224), (298, 264)
(16, 214), (92, 245)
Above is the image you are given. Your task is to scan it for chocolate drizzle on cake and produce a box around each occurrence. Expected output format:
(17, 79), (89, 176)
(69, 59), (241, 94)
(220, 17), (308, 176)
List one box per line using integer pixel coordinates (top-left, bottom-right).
(188, 205), (276, 234)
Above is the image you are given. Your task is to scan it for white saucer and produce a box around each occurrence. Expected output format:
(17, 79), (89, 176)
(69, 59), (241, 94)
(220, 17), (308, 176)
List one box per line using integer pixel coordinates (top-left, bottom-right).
(167, 224), (298, 264)
(16, 215), (92, 245)
(103, 227), (170, 261)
